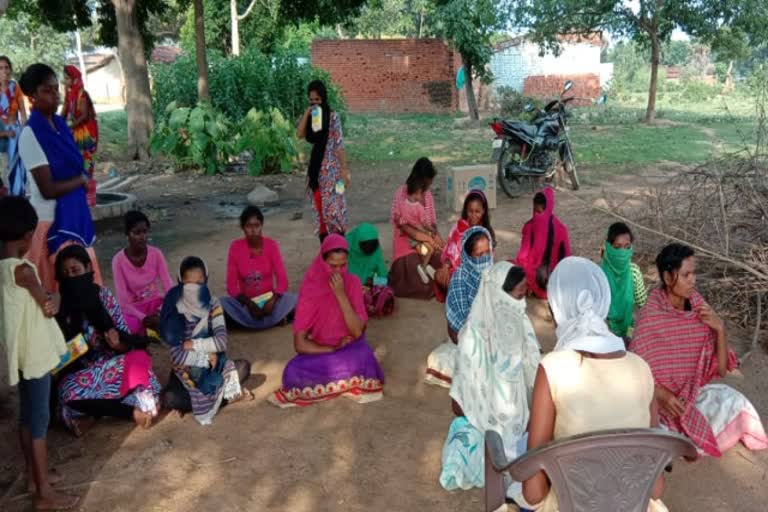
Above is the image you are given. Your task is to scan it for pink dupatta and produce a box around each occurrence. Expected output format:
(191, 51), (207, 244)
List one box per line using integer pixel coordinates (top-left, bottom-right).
(293, 234), (367, 346)
(514, 187), (571, 298)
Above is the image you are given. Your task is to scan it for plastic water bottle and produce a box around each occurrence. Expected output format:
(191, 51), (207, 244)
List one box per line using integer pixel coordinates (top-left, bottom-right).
(311, 105), (322, 132)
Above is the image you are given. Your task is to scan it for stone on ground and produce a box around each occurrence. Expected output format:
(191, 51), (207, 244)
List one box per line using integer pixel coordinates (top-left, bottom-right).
(247, 185), (279, 206)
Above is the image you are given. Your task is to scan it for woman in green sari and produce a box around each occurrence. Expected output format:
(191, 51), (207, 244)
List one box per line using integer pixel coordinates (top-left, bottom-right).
(600, 222), (647, 340)
(346, 223), (395, 317)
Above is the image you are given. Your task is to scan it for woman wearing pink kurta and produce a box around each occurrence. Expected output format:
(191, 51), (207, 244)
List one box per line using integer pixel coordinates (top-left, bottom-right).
(220, 206), (298, 330)
(111, 211), (174, 335)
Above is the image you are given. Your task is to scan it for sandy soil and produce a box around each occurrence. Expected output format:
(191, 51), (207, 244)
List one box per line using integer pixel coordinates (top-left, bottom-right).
(1, 161), (766, 512)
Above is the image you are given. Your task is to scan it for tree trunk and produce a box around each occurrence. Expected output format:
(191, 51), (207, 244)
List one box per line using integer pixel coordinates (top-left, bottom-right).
(113, 0), (153, 161)
(194, 0), (210, 102)
(230, 0), (240, 56)
(463, 56), (479, 121)
(0, 0), (9, 17)
(645, 34), (660, 123)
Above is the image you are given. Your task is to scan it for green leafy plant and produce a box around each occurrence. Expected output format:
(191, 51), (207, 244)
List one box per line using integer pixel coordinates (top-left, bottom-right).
(495, 86), (542, 118)
(151, 48), (347, 125)
(236, 108), (299, 175)
(151, 101), (234, 174)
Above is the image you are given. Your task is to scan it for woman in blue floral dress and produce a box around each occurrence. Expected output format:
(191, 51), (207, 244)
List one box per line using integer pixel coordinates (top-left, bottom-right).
(297, 80), (349, 241)
(54, 245), (160, 437)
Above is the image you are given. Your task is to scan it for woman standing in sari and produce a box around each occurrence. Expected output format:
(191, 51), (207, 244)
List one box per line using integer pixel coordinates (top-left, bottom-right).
(346, 223), (395, 317)
(296, 80), (348, 240)
(18, 64), (101, 292)
(630, 243), (768, 456)
(61, 65), (98, 207)
(600, 222), (647, 339)
(54, 245), (160, 437)
(514, 187), (571, 299)
(425, 226), (493, 388)
(440, 262), (540, 496)
(0, 56), (27, 196)
(269, 234), (385, 407)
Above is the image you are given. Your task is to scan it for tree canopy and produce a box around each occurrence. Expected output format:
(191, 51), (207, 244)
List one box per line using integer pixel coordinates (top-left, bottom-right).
(433, 0), (509, 120)
(514, 0), (768, 122)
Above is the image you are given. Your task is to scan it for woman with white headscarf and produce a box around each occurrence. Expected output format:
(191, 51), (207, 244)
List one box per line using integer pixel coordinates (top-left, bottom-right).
(440, 261), (540, 498)
(440, 262), (540, 496)
(523, 257), (668, 512)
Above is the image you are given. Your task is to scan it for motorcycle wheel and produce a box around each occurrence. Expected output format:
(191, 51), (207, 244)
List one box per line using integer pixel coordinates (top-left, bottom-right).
(561, 142), (580, 191)
(497, 145), (526, 198)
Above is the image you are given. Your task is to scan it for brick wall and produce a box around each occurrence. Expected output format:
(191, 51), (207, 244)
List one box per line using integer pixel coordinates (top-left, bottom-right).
(523, 73), (601, 106)
(311, 39), (458, 113)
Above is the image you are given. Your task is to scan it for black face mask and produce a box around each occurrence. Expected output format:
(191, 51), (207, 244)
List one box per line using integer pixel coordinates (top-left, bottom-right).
(58, 271), (96, 300)
(57, 272), (114, 337)
(359, 240), (379, 256)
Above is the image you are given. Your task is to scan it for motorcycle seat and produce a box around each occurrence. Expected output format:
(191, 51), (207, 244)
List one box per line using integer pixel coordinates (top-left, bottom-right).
(501, 120), (537, 140)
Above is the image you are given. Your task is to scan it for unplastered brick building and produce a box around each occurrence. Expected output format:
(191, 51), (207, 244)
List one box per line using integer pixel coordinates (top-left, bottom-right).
(311, 39), (460, 113)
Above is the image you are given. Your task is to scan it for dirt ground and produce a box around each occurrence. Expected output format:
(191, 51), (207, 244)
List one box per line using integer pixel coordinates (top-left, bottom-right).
(1, 160), (767, 511)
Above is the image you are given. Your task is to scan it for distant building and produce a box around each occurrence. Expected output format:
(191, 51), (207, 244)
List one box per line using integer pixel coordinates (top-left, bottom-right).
(490, 34), (606, 104)
(67, 52), (124, 104)
(67, 45), (182, 105)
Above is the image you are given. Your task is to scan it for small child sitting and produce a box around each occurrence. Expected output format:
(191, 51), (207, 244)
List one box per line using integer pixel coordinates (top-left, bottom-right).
(0, 196), (79, 510)
(400, 181), (440, 284)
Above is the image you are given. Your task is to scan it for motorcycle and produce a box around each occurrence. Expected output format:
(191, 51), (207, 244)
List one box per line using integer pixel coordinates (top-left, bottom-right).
(490, 80), (580, 198)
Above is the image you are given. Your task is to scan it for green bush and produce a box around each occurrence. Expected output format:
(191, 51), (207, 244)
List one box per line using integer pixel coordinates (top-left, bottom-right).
(150, 101), (234, 174)
(236, 108), (299, 175)
(495, 86), (542, 118)
(151, 48), (347, 125)
(151, 101), (300, 176)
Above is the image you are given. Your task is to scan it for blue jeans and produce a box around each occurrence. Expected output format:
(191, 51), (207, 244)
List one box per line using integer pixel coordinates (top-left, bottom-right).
(19, 373), (51, 439)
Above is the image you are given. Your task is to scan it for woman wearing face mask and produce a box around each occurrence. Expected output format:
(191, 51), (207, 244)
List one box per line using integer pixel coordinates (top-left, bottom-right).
(514, 187), (570, 299)
(345, 223), (395, 317)
(435, 190), (495, 302)
(425, 226), (494, 388)
(160, 257), (253, 426)
(600, 222), (647, 339)
(54, 245), (160, 437)
(269, 234), (385, 407)
(630, 244), (768, 456)
(296, 80), (349, 241)
(17, 63), (101, 292)
(440, 262), (540, 500)
(0, 55), (27, 196)
(220, 206), (298, 330)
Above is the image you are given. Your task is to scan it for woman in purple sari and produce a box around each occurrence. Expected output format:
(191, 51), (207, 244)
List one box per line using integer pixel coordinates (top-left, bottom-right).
(269, 234), (384, 407)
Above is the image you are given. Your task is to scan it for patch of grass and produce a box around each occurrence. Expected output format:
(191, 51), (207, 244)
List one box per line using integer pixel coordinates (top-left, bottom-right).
(97, 110), (129, 160)
(344, 113), (490, 165)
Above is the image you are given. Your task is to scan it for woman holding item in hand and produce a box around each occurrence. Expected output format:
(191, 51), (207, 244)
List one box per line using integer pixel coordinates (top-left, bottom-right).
(220, 206), (298, 330)
(269, 234), (384, 408)
(297, 80), (349, 241)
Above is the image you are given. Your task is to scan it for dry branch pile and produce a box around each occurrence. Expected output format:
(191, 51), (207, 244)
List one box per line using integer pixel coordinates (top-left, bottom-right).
(628, 84), (768, 350)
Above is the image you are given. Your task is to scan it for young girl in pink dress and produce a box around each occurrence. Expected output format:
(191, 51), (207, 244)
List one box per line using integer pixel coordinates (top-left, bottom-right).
(111, 211), (174, 335)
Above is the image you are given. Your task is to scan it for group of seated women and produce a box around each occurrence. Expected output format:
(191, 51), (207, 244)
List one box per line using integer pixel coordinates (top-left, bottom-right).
(44, 153), (767, 512)
(424, 216), (767, 509)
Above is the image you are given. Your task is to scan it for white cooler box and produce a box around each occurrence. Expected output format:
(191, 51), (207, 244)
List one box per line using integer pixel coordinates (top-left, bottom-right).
(445, 164), (497, 212)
